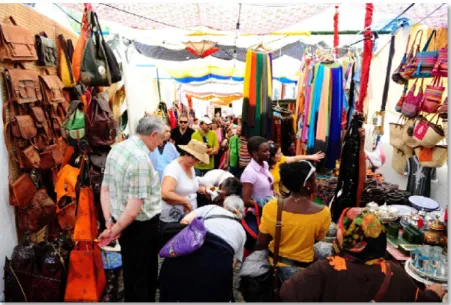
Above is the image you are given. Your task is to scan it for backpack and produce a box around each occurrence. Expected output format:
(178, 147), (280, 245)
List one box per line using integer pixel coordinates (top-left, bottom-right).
(3, 66), (55, 170)
(86, 95), (117, 147)
(61, 100), (86, 147)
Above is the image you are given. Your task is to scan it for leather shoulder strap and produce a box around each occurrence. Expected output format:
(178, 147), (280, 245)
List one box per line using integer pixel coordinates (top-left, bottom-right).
(273, 196), (284, 267)
(371, 261), (392, 302)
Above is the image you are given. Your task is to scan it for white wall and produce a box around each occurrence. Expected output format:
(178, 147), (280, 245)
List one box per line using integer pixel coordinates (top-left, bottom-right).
(0, 86), (19, 301)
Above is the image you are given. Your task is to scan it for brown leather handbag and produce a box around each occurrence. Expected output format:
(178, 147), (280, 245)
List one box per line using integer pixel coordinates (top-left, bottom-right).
(87, 96), (117, 147)
(56, 196), (76, 230)
(0, 16), (38, 61)
(35, 32), (57, 66)
(4, 67), (43, 104)
(18, 189), (56, 233)
(39, 69), (66, 107)
(90, 150), (109, 195)
(9, 173), (37, 209)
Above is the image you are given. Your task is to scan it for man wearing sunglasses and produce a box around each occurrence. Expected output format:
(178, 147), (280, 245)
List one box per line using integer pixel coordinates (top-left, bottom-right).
(170, 114), (194, 154)
(191, 117), (219, 176)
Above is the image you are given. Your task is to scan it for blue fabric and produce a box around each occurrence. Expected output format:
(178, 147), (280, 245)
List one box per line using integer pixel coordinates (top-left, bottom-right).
(254, 196), (275, 208)
(307, 65), (325, 152)
(279, 266), (301, 282)
(102, 251), (122, 270)
(149, 143), (179, 183)
(326, 67), (344, 170)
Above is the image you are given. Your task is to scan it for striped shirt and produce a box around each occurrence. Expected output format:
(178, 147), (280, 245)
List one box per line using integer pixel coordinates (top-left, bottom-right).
(102, 136), (162, 221)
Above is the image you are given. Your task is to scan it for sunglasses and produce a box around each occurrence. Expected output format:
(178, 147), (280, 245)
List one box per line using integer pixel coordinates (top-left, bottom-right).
(267, 176), (274, 191)
(299, 160), (316, 187)
(179, 121), (188, 124)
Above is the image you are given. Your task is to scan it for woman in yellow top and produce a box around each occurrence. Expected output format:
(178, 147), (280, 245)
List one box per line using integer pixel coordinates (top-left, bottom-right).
(268, 142), (325, 195)
(257, 161), (331, 282)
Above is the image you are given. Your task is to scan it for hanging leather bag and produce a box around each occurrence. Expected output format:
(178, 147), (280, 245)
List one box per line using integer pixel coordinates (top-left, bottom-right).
(35, 32), (57, 66)
(93, 12), (122, 83)
(72, 4), (92, 82)
(89, 149), (109, 196)
(9, 173), (37, 209)
(80, 12), (112, 87)
(18, 189), (56, 233)
(87, 95), (117, 147)
(0, 16), (38, 61)
(61, 100), (86, 146)
(57, 34), (76, 88)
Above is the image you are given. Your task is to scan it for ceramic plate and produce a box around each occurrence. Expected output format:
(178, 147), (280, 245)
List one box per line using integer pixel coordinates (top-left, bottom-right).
(409, 196), (439, 212)
(390, 205), (418, 217)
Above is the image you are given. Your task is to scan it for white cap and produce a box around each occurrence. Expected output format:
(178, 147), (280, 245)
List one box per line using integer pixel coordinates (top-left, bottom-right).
(201, 117), (212, 125)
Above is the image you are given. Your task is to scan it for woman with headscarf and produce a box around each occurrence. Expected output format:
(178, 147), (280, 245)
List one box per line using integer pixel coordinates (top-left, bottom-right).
(159, 195), (246, 302)
(280, 208), (446, 302)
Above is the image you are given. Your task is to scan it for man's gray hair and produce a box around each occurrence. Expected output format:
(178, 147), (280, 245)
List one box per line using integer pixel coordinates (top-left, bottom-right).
(136, 116), (166, 136)
(223, 195), (245, 220)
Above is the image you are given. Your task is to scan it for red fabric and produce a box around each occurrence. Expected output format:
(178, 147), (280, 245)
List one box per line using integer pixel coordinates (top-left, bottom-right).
(168, 110), (177, 129)
(357, 3), (374, 113)
(248, 53), (257, 127)
(334, 6), (339, 56)
(186, 47), (220, 58)
(186, 94), (193, 109)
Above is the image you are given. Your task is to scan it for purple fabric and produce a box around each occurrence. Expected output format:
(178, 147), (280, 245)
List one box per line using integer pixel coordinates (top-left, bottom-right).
(240, 159), (274, 199)
(159, 217), (207, 258)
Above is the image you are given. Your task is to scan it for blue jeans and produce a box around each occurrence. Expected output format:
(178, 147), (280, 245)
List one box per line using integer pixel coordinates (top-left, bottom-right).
(279, 266), (301, 282)
(228, 166), (243, 179)
(195, 169), (210, 177)
(254, 197), (275, 209)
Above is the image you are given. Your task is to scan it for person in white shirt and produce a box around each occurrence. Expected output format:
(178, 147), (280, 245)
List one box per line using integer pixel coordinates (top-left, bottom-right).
(191, 118), (200, 131)
(159, 196), (246, 302)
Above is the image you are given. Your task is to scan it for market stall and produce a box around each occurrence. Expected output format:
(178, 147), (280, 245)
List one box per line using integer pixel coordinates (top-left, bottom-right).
(0, 2), (448, 302)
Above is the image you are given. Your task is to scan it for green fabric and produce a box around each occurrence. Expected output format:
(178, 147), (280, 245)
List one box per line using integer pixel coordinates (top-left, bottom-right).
(229, 135), (240, 167)
(191, 130), (218, 170)
(67, 109), (85, 130)
(254, 53), (263, 137)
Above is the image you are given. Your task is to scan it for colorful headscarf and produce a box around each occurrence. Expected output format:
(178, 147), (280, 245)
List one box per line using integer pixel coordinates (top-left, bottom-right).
(333, 207), (387, 263)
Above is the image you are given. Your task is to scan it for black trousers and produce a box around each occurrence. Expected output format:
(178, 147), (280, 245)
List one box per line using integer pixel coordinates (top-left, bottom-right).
(119, 214), (160, 302)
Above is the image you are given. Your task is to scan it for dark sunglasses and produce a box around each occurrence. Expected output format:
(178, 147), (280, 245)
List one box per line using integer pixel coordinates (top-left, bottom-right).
(179, 121), (188, 124)
(267, 177), (274, 191)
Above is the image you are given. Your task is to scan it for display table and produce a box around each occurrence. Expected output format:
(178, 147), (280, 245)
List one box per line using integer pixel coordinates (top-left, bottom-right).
(386, 243), (410, 261)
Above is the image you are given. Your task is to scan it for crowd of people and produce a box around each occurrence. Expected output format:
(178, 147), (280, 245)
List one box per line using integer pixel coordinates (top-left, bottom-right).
(98, 114), (446, 302)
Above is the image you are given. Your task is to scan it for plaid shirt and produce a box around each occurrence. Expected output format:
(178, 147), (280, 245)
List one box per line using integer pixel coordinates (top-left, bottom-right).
(102, 136), (161, 221)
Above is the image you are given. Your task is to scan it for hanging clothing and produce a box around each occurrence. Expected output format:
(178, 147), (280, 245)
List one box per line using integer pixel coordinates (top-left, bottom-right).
(406, 156), (437, 198)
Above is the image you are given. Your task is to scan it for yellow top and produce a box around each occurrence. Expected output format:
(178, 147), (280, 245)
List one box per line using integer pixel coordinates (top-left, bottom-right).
(270, 155), (286, 195)
(259, 198), (331, 267)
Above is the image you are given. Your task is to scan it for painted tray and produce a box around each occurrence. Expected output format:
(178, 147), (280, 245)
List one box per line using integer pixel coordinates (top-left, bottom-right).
(409, 196), (440, 212)
(406, 259), (448, 283)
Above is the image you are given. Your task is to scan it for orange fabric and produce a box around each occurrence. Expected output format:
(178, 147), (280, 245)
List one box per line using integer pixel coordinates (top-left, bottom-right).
(64, 242), (106, 302)
(415, 288), (419, 302)
(249, 53), (257, 107)
(55, 164), (80, 203)
(419, 147), (433, 162)
(327, 256), (347, 271)
(72, 6), (91, 82)
(74, 187), (98, 241)
(61, 145), (74, 168)
(316, 68), (330, 142)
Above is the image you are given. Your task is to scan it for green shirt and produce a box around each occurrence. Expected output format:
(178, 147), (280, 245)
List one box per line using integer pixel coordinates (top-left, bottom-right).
(229, 135), (240, 168)
(191, 130), (218, 170)
(102, 136), (161, 221)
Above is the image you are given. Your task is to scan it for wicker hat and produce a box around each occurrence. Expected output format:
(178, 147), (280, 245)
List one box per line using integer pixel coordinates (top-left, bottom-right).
(178, 139), (210, 164)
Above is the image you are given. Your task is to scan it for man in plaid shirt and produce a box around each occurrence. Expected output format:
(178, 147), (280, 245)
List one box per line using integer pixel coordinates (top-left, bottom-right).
(99, 116), (166, 302)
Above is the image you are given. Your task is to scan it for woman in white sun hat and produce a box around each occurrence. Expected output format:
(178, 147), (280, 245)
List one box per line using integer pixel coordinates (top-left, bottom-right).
(160, 139), (210, 243)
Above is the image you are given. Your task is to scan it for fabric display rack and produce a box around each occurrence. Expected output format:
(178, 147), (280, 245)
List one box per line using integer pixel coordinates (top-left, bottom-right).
(2, 4), (124, 302)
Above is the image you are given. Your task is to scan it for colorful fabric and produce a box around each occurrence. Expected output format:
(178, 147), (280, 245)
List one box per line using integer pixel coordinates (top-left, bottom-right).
(102, 136), (162, 221)
(326, 66), (344, 170)
(228, 135), (240, 168)
(333, 207), (387, 263)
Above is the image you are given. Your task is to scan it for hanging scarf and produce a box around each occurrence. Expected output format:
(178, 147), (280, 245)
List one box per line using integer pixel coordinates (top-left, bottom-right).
(356, 3), (374, 113)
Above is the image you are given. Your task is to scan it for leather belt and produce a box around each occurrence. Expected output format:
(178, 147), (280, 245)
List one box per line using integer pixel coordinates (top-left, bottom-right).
(268, 250), (313, 268)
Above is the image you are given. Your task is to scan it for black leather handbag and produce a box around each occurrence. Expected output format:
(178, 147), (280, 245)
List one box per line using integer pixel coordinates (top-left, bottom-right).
(80, 11), (111, 87)
(35, 32), (57, 66)
(93, 13), (122, 83)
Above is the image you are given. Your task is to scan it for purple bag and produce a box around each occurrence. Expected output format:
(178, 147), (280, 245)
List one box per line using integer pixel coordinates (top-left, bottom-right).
(159, 217), (207, 258)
